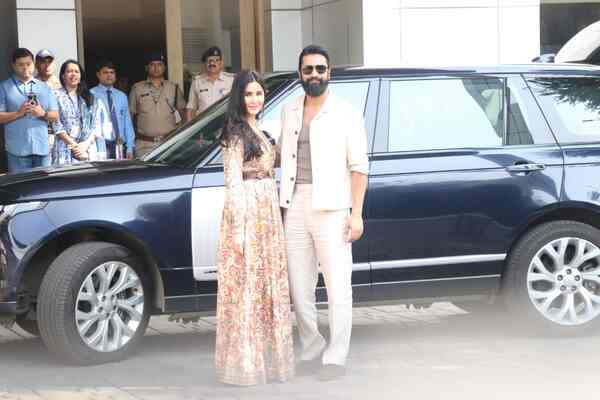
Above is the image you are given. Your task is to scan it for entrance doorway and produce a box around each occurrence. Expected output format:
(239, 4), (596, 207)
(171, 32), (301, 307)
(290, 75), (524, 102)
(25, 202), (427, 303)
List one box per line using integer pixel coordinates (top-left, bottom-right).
(80, 0), (166, 93)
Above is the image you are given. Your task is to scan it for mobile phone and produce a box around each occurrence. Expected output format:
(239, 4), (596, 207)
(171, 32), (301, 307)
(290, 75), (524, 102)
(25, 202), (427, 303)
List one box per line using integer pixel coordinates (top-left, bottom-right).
(27, 93), (38, 105)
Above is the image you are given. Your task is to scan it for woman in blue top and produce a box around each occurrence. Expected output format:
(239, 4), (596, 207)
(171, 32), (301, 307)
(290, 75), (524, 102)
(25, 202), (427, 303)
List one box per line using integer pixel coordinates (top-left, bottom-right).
(52, 60), (107, 165)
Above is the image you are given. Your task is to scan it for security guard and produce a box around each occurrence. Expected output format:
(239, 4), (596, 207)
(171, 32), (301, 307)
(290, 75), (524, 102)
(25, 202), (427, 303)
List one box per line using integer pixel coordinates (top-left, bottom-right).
(186, 46), (234, 121)
(129, 51), (185, 157)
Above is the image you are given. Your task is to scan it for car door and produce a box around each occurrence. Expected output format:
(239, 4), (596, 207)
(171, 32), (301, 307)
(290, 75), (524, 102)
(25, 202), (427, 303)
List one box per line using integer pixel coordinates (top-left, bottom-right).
(367, 74), (564, 301)
(190, 77), (378, 310)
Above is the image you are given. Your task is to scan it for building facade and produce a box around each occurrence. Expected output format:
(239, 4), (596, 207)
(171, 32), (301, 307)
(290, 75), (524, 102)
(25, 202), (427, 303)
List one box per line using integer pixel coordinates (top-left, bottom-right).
(1, 0), (599, 91)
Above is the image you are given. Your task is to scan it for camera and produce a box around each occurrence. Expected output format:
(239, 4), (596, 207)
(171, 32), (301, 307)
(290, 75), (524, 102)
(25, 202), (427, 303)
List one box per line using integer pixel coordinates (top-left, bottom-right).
(27, 93), (38, 106)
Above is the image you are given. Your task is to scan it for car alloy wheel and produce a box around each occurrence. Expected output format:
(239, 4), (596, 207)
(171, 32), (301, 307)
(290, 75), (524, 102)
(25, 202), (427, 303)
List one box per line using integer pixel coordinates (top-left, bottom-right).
(75, 261), (145, 353)
(527, 237), (600, 326)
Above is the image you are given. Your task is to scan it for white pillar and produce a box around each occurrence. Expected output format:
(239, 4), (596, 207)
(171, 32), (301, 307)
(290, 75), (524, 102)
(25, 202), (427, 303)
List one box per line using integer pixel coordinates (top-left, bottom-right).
(269, 0), (364, 71)
(362, 0), (540, 67)
(16, 0), (79, 67)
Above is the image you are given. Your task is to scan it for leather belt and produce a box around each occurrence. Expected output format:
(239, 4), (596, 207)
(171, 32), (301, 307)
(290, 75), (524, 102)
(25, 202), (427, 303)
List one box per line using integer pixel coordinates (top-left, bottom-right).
(243, 170), (274, 180)
(137, 133), (166, 143)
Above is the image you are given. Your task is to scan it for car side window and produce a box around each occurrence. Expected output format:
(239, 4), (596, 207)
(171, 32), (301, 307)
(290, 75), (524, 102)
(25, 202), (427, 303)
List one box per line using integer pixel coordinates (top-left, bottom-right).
(258, 84), (304, 142)
(387, 78), (505, 152)
(505, 75), (554, 146)
(526, 76), (600, 144)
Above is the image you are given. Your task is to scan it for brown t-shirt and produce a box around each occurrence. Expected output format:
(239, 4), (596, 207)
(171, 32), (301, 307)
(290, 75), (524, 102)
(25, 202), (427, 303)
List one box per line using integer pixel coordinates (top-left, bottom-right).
(296, 123), (312, 184)
(129, 80), (185, 137)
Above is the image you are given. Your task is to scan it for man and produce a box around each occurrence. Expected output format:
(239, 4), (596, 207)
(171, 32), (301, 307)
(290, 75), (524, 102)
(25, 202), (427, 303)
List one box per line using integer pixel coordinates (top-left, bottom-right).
(0, 48), (58, 173)
(278, 45), (369, 381)
(129, 51), (185, 157)
(34, 49), (61, 91)
(35, 48), (61, 161)
(185, 46), (233, 120)
(91, 60), (135, 159)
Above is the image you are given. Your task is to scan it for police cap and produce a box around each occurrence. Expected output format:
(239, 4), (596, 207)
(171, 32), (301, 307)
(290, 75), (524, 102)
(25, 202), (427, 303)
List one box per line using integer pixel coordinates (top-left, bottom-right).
(145, 51), (165, 65)
(202, 46), (222, 62)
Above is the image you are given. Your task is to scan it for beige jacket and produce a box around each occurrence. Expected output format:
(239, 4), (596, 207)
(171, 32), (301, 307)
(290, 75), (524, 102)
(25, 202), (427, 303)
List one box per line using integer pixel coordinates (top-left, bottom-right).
(278, 91), (369, 210)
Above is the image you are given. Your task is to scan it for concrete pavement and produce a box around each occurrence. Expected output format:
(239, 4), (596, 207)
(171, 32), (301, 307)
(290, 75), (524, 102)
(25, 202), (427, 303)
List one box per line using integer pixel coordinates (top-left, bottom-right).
(1, 302), (599, 400)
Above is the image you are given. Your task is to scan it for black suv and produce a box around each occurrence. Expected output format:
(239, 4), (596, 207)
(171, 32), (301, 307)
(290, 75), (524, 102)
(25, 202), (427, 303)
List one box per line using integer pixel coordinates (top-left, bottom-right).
(1, 64), (600, 365)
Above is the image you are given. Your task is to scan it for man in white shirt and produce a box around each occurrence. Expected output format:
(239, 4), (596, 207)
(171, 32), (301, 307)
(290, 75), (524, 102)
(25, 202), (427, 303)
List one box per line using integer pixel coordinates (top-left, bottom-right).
(278, 45), (369, 381)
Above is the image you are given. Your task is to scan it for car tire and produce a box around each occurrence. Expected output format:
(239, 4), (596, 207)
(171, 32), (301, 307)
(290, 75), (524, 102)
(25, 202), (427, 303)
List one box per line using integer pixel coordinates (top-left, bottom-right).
(503, 221), (600, 335)
(15, 315), (40, 337)
(37, 241), (151, 365)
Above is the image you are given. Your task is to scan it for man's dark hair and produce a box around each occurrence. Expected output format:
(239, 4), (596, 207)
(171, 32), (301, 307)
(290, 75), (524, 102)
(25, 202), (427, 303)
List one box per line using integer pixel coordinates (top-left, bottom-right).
(12, 48), (34, 63)
(297, 44), (330, 71)
(95, 59), (116, 72)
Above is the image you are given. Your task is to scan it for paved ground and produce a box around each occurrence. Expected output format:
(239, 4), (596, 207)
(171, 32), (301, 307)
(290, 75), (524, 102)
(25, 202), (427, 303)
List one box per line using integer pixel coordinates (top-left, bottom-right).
(1, 302), (599, 400)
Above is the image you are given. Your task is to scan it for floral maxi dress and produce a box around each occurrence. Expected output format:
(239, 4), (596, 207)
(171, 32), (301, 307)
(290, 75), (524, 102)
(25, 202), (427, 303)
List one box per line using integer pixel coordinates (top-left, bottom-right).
(215, 130), (295, 385)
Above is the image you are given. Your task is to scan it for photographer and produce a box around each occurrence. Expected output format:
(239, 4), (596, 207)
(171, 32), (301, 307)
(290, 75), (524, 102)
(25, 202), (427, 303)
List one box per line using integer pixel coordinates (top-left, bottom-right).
(0, 48), (58, 173)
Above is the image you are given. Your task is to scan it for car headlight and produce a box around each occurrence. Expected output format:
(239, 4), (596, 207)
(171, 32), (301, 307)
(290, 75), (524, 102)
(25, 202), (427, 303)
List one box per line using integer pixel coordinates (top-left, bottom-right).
(0, 201), (47, 223)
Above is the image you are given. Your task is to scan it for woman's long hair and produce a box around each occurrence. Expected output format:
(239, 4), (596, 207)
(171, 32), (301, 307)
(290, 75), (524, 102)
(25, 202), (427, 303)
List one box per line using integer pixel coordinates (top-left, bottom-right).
(220, 70), (266, 162)
(59, 59), (93, 107)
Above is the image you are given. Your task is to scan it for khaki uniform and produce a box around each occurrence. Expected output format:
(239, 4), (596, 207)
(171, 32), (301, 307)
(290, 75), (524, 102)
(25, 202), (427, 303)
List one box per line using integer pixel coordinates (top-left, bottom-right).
(129, 79), (185, 157)
(186, 72), (234, 116)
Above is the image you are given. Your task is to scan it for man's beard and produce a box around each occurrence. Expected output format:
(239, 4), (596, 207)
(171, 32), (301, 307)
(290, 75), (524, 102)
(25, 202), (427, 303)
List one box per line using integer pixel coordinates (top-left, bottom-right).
(302, 77), (328, 97)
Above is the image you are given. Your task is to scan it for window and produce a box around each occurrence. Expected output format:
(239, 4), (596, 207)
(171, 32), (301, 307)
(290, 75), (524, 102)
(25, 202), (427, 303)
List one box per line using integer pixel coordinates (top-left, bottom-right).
(527, 76), (600, 144)
(144, 75), (289, 168)
(387, 78), (505, 152)
(506, 78), (535, 146)
(259, 80), (370, 142)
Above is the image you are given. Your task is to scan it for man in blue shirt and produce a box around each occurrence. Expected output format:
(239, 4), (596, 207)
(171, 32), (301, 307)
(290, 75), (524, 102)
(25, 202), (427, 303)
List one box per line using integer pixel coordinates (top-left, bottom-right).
(0, 48), (59, 173)
(90, 60), (135, 159)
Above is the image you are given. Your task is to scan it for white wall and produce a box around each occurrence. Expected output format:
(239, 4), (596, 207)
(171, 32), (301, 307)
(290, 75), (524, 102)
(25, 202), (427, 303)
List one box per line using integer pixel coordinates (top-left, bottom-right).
(363, 0), (541, 67)
(16, 0), (78, 69)
(269, 0), (364, 71)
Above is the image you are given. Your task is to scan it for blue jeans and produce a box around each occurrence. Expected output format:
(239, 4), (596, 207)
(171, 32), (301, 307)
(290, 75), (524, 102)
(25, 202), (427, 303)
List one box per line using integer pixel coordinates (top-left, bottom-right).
(6, 152), (50, 173)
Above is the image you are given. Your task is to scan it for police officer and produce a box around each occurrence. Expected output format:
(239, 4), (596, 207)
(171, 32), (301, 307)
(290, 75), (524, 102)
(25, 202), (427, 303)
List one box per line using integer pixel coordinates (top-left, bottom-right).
(185, 46), (233, 121)
(129, 51), (185, 157)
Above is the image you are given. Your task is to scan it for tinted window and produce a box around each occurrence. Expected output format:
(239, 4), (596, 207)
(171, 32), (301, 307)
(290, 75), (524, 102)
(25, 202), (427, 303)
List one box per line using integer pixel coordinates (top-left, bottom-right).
(527, 76), (600, 144)
(506, 78), (535, 146)
(143, 75), (289, 168)
(387, 78), (504, 152)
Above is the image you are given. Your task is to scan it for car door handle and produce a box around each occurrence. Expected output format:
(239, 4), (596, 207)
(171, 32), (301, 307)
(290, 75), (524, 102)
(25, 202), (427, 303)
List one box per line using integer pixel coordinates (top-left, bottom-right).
(506, 163), (546, 173)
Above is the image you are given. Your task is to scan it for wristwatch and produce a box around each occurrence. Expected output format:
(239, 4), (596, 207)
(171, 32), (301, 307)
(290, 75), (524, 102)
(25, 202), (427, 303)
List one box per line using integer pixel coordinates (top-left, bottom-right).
(42, 110), (48, 120)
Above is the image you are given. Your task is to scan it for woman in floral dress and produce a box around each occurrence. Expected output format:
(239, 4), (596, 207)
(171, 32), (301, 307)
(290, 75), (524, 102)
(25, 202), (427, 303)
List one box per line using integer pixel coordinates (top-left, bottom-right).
(215, 70), (295, 386)
(52, 60), (107, 165)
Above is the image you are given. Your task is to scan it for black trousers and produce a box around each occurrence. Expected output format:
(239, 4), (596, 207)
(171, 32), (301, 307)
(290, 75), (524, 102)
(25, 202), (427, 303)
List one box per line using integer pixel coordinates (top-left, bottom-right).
(105, 140), (131, 159)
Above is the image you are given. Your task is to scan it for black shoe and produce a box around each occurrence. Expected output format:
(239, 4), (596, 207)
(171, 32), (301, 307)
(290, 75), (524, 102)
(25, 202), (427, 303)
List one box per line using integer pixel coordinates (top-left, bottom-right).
(317, 364), (346, 381)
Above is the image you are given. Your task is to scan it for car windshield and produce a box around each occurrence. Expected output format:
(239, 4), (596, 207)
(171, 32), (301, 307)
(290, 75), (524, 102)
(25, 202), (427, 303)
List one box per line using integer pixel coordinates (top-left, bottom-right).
(142, 74), (291, 168)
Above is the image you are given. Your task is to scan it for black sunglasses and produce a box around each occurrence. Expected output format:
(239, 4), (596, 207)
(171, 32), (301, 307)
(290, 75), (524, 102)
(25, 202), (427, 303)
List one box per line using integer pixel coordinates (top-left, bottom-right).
(301, 64), (328, 75)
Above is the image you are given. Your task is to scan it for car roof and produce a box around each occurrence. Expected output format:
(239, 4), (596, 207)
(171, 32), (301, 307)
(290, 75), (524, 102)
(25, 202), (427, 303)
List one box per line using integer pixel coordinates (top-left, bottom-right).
(269, 63), (600, 80)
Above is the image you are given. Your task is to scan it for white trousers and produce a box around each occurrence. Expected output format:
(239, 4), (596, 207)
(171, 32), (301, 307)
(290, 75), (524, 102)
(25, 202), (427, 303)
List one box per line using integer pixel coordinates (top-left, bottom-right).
(284, 184), (353, 366)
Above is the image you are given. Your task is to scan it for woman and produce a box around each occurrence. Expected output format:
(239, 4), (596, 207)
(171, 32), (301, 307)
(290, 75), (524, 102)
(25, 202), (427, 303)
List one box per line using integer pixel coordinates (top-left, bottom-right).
(215, 70), (295, 385)
(52, 60), (107, 165)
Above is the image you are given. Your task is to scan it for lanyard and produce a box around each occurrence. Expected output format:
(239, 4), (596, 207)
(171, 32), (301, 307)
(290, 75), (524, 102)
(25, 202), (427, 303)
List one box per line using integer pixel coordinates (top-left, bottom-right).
(12, 76), (33, 97)
(66, 91), (84, 127)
